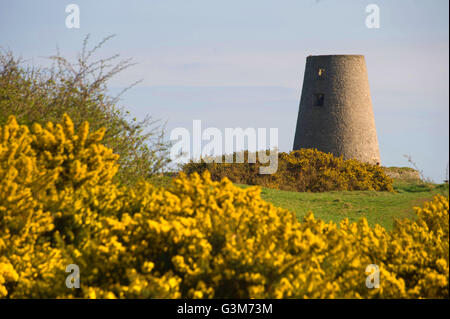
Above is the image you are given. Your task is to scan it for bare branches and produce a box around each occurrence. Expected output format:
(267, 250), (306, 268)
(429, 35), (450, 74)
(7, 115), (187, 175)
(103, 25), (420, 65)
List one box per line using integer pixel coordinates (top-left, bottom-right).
(403, 154), (433, 183)
(0, 35), (172, 185)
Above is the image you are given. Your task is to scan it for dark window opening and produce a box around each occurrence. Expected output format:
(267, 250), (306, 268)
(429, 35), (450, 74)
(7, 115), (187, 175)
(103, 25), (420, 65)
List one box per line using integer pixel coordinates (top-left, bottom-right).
(313, 93), (324, 107)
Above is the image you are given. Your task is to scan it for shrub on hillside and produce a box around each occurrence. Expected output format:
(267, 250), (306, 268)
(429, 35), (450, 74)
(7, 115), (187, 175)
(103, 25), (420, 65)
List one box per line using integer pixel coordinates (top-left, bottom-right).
(183, 149), (394, 192)
(0, 35), (171, 186)
(1, 116), (447, 298)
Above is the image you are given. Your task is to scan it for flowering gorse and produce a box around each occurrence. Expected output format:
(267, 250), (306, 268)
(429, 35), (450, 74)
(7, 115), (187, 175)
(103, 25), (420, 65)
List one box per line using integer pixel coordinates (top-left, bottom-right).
(183, 149), (394, 192)
(0, 116), (448, 298)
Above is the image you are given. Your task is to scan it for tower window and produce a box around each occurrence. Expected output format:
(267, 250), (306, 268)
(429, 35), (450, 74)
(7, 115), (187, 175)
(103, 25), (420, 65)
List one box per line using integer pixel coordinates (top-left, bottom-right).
(313, 93), (324, 107)
(318, 68), (325, 77)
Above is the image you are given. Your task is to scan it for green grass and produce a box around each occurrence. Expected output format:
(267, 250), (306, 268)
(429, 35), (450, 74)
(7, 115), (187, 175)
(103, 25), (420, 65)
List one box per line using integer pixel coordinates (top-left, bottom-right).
(150, 174), (448, 230)
(237, 180), (448, 230)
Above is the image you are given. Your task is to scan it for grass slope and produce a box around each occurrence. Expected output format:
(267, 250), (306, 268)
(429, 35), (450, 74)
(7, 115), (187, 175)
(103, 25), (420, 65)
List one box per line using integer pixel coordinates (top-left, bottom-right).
(239, 181), (449, 230)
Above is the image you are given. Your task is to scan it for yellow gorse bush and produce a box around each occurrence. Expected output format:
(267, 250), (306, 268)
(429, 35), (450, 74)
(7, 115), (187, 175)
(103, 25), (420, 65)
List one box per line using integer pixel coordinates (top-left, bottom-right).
(182, 149), (394, 192)
(0, 114), (118, 297)
(0, 115), (448, 298)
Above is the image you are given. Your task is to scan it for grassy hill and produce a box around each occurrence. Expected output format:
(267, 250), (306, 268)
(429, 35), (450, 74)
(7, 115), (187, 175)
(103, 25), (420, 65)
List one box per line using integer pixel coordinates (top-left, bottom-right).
(151, 174), (449, 230)
(239, 180), (448, 230)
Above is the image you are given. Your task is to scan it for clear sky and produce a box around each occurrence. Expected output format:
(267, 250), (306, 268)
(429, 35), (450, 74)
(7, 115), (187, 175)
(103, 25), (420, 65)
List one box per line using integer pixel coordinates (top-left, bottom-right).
(1, 0), (448, 181)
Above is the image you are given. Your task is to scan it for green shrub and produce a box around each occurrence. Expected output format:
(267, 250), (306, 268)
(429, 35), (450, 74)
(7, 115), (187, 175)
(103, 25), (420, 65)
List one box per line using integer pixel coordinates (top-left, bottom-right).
(0, 35), (171, 186)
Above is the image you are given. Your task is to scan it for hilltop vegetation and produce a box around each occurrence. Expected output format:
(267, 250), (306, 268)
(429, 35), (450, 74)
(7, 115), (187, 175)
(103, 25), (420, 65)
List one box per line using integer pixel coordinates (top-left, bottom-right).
(183, 149), (394, 192)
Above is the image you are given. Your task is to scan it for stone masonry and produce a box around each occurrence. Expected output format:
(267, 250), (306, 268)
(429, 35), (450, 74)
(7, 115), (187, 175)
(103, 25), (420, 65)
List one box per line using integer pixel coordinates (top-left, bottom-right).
(293, 55), (381, 165)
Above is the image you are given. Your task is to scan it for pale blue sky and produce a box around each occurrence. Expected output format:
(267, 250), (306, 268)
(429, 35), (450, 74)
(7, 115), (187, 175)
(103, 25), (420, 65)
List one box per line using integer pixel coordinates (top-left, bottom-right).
(1, 0), (448, 181)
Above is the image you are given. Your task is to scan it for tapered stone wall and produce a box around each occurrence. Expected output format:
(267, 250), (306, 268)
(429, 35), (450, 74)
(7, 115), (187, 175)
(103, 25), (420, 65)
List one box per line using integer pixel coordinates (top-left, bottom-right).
(293, 55), (381, 165)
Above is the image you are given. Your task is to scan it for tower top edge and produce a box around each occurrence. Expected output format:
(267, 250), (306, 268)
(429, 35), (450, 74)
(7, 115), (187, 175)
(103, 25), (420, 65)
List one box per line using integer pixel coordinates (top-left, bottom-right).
(306, 54), (365, 59)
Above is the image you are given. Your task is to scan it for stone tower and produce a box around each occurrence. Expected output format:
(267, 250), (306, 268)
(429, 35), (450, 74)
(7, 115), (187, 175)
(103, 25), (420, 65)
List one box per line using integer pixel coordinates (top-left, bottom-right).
(293, 55), (381, 165)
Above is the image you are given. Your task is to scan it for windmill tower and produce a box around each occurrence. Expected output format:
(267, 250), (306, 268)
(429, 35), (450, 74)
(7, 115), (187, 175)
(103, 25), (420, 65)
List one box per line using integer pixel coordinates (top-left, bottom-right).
(293, 55), (381, 165)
